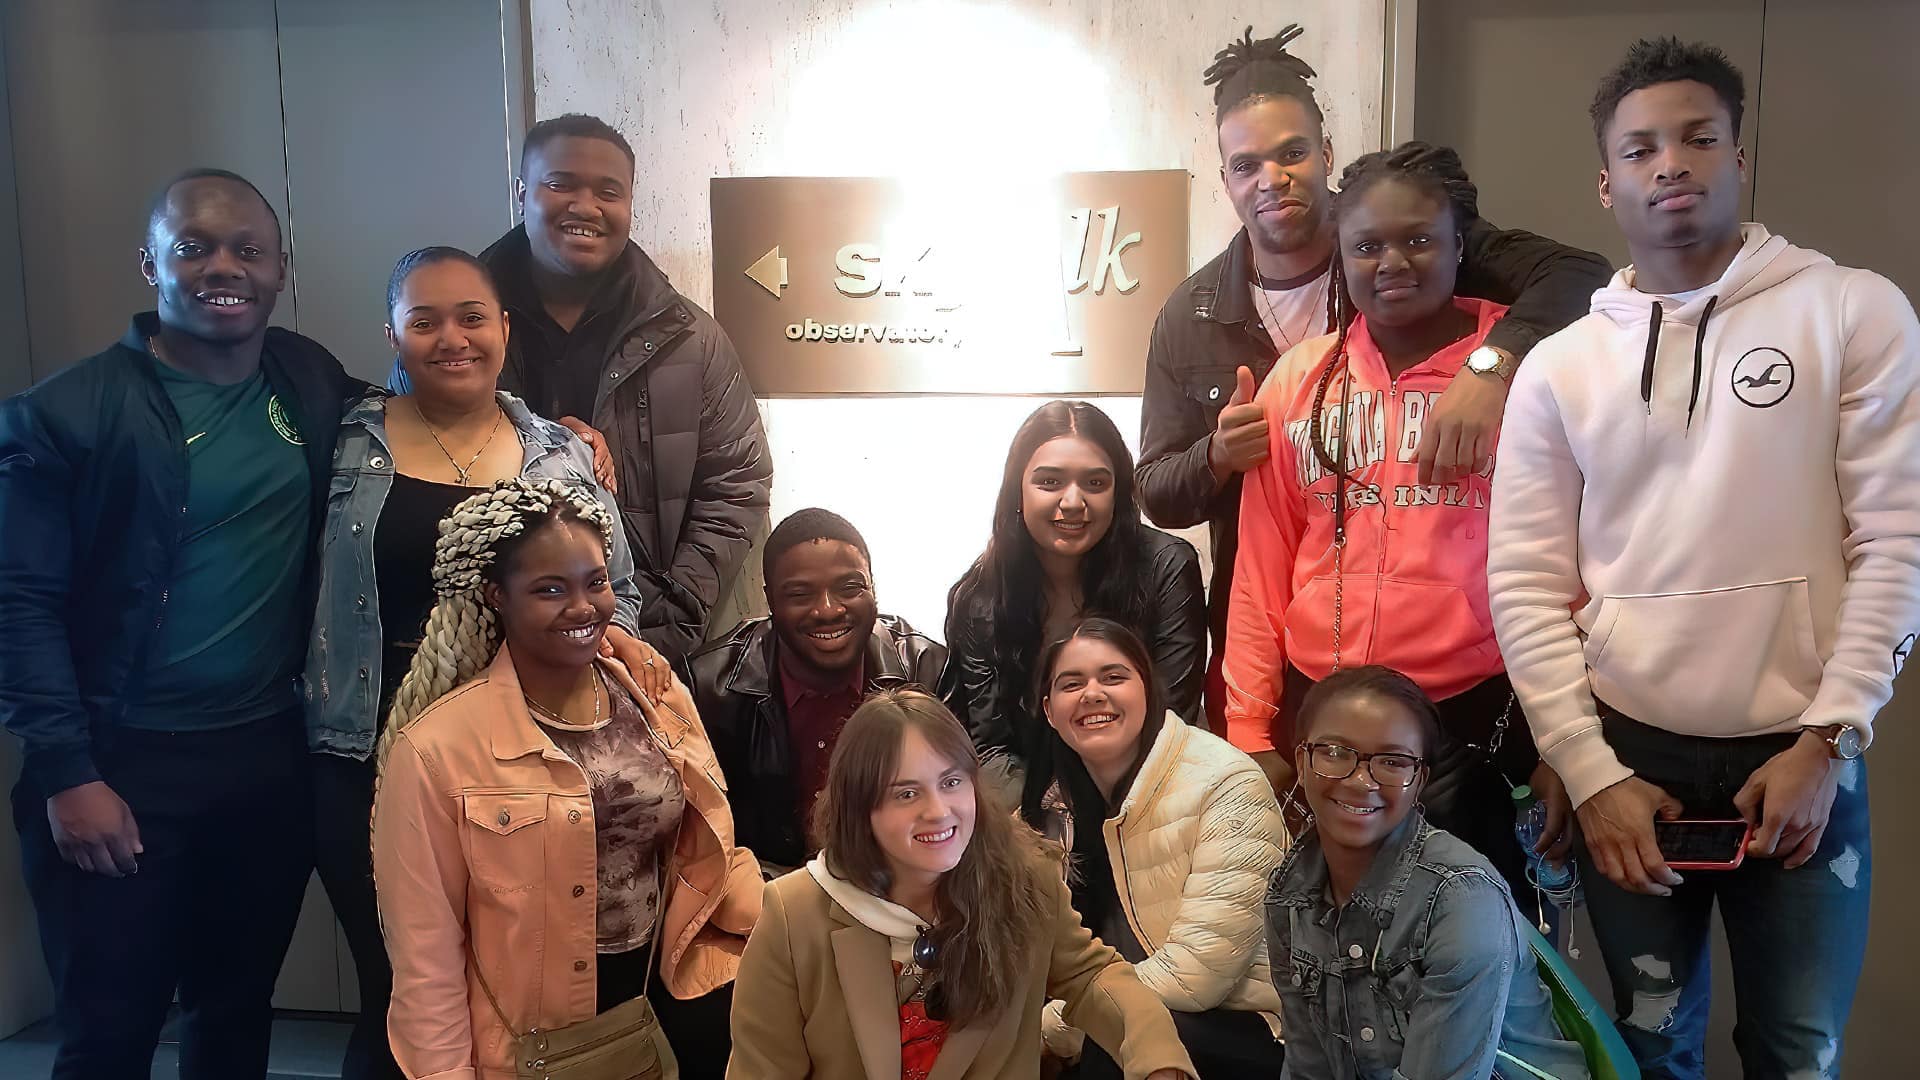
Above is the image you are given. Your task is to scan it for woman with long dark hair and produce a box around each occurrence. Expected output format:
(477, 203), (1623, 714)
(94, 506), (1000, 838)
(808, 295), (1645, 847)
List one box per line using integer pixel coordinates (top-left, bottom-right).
(726, 689), (1196, 1079)
(946, 401), (1206, 782)
(1020, 618), (1287, 1077)
(1222, 143), (1572, 911)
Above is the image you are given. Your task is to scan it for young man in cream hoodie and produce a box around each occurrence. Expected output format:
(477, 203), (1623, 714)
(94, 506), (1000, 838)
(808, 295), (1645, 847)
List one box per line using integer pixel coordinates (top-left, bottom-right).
(1490, 38), (1920, 1079)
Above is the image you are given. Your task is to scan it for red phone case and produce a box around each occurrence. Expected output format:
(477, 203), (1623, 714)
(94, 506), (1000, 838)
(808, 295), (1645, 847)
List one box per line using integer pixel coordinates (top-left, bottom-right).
(1658, 818), (1752, 871)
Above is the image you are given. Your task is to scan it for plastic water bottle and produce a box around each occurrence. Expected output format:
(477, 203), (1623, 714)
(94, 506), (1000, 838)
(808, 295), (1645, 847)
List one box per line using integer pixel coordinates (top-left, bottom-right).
(1512, 785), (1579, 897)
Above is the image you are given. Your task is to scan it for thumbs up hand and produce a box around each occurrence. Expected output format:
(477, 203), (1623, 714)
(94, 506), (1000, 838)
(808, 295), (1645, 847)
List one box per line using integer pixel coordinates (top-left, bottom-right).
(1208, 365), (1271, 481)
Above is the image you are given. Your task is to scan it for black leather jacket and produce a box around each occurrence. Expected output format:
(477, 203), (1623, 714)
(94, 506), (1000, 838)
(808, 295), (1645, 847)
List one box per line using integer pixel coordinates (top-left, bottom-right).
(943, 527), (1207, 768)
(689, 614), (947, 872)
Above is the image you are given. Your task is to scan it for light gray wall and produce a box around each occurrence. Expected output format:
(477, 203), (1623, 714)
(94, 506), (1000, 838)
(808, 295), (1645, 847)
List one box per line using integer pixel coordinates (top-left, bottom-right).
(1415, 3), (1918, 1076)
(0, 20), (30, 397)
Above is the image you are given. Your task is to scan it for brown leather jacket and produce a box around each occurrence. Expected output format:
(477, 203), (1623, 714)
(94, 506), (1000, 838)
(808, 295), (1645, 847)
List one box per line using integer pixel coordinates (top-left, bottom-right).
(373, 649), (763, 1080)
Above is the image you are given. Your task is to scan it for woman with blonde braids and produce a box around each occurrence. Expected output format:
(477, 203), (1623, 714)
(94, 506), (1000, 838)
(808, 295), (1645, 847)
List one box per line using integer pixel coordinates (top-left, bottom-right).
(372, 476), (762, 1080)
(306, 246), (670, 1080)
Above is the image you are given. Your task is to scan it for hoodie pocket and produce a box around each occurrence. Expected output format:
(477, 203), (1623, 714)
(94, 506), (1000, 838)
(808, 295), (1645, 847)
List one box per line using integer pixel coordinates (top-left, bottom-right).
(1586, 578), (1821, 731)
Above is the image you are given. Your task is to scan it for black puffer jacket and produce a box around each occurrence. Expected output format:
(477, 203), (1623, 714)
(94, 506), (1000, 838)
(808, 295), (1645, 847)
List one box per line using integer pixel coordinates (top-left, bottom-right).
(943, 527), (1207, 768)
(0, 315), (360, 796)
(486, 227), (772, 663)
(690, 614), (947, 872)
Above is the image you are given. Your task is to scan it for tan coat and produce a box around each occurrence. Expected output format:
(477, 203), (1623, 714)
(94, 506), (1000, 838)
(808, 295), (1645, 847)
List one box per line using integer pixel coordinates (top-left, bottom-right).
(373, 649), (763, 1080)
(726, 865), (1196, 1080)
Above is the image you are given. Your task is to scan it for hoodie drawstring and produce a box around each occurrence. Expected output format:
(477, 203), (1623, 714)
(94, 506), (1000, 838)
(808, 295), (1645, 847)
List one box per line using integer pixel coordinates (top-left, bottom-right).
(1685, 295), (1720, 430)
(1639, 302), (1663, 413)
(1637, 296), (1722, 431)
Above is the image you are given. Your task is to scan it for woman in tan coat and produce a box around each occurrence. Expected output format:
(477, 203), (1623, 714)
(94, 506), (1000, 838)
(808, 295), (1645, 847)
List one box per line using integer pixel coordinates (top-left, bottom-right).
(372, 477), (762, 1080)
(727, 690), (1196, 1080)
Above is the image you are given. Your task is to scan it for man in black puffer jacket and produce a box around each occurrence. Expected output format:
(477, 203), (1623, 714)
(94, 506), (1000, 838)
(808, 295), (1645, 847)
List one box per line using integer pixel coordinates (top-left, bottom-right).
(485, 114), (771, 665)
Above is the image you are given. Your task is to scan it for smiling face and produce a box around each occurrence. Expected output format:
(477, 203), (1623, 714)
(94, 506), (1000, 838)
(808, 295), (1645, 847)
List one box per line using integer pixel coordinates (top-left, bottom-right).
(1338, 176), (1461, 331)
(387, 258), (509, 407)
(1042, 635), (1150, 779)
(1295, 691), (1427, 853)
(1020, 435), (1115, 564)
(1599, 79), (1746, 260)
(767, 538), (878, 684)
(518, 134), (634, 279)
(869, 727), (977, 889)
(141, 177), (287, 344)
(1218, 97), (1334, 260)
(483, 516), (616, 674)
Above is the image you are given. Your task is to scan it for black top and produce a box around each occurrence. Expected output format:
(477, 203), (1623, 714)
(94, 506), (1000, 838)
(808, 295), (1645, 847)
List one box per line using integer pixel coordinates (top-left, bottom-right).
(375, 472), (481, 725)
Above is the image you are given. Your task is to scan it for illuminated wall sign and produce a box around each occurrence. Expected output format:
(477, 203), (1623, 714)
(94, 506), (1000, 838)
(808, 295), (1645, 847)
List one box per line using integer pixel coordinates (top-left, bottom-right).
(710, 172), (1188, 394)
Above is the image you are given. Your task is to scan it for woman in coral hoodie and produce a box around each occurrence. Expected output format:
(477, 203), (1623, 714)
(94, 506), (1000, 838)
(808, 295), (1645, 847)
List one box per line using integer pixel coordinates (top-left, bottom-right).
(1223, 142), (1570, 906)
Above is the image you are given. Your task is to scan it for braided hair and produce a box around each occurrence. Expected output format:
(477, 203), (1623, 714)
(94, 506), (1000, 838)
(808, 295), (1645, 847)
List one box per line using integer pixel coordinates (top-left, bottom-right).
(1203, 24), (1323, 129)
(373, 476), (616, 771)
(1310, 141), (1481, 477)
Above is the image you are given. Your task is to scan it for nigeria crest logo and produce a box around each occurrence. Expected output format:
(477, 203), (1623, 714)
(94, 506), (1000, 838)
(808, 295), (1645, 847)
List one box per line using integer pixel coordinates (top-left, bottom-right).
(268, 395), (305, 445)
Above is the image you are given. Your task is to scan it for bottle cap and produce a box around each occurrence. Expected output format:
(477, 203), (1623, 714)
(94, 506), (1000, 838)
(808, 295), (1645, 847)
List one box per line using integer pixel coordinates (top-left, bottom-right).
(1510, 785), (1535, 803)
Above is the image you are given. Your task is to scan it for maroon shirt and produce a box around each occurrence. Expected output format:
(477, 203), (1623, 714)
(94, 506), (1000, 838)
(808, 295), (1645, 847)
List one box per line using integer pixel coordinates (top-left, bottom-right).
(778, 650), (864, 830)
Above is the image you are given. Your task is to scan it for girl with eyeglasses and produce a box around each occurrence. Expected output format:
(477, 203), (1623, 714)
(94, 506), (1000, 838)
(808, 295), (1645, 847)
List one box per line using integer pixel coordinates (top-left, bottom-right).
(1267, 666), (1587, 1079)
(727, 689), (1197, 1080)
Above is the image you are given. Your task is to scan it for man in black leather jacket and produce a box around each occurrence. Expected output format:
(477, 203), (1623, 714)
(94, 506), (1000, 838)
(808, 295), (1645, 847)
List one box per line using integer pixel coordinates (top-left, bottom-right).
(689, 509), (945, 875)
(1139, 27), (1613, 780)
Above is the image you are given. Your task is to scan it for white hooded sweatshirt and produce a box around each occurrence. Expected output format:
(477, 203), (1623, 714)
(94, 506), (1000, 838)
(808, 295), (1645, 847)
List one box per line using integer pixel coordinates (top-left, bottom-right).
(1490, 225), (1920, 806)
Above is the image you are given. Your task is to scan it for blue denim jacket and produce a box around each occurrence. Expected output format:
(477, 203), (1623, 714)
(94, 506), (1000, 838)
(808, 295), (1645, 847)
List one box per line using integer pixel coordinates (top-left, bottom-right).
(1267, 814), (1588, 1080)
(302, 391), (641, 758)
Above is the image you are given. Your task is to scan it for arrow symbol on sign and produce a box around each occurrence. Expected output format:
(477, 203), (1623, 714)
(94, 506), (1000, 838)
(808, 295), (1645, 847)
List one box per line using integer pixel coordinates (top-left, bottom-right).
(745, 245), (788, 298)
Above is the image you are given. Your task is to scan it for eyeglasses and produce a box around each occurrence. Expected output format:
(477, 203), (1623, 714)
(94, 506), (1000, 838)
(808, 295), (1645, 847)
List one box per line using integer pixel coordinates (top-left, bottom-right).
(1305, 741), (1425, 788)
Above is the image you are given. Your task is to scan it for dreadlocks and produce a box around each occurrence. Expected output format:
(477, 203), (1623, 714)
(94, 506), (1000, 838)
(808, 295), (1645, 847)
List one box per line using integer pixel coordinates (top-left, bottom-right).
(1203, 24), (1323, 129)
(373, 476), (616, 771)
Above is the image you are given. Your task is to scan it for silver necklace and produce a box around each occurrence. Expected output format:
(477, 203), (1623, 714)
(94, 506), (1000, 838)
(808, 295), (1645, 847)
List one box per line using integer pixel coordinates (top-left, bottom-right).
(413, 398), (504, 486)
(1252, 263), (1332, 350)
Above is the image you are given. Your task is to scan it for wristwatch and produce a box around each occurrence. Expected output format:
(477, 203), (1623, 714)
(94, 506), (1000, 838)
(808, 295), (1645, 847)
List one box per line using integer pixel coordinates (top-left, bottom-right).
(1465, 345), (1517, 383)
(1808, 723), (1865, 760)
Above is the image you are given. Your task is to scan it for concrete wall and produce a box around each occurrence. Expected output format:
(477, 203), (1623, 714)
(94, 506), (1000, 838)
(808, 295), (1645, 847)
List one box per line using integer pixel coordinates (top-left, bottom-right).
(530, 0), (1387, 635)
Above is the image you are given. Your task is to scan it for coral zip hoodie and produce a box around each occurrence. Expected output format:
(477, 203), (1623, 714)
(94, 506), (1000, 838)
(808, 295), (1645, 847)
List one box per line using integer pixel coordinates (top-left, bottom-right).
(1224, 298), (1510, 753)
(1490, 225), (1920, 806)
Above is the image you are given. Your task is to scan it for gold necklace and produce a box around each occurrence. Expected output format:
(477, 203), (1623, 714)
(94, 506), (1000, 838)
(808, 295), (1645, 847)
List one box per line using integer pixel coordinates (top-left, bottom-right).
(413, 398), (504, 485)
(525, 666), (611, 732)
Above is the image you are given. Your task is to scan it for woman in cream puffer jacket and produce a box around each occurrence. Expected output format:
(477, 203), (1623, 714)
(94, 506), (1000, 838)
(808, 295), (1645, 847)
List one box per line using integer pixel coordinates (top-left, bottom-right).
(1021, 618), (1289, 1077)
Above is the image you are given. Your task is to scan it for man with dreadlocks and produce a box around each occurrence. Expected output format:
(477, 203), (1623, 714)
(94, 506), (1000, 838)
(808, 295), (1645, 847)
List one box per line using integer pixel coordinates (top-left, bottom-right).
(1491, 39), (1920, 1076)
(372, 476), (761, 1080)
(1138, 25), (1611, 779)
(1224, 141), (1566, 916)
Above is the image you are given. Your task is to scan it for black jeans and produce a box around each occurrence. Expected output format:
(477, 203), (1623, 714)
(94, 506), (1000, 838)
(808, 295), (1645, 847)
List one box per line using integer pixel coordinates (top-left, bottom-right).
(597, 943), (735, 1080)
(312, 752), (405, 1080)
(1071, 1005), (1283, 1078)
(12, 712), (314, 1080)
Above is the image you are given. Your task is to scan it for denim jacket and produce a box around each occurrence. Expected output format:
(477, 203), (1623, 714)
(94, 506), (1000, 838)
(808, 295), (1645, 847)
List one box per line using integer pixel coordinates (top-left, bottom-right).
(1266, 814), (1588, 1080)
(303, 391), (641, 758)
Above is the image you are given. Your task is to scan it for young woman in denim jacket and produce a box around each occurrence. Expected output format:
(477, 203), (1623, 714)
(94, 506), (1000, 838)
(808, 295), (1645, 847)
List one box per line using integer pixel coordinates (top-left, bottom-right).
(1266, 666), (1587, 1080)
(302, 247), (666, 1079)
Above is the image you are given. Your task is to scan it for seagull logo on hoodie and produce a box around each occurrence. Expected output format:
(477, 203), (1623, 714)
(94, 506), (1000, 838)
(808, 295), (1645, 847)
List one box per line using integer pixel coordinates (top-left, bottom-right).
(1731, 347), (1795, 408)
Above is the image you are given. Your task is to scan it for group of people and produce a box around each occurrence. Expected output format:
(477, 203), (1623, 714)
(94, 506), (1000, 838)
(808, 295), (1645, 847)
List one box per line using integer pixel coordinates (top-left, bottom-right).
(0, 22), (1910, 1080)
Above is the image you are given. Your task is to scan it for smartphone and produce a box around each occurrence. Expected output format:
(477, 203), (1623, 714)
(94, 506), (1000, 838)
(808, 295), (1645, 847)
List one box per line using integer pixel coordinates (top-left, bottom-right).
(1654, 819), (1752, 871)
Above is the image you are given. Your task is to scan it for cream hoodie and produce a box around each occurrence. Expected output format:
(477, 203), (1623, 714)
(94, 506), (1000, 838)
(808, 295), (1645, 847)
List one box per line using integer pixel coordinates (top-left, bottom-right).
(1490, 225), (1920, 806)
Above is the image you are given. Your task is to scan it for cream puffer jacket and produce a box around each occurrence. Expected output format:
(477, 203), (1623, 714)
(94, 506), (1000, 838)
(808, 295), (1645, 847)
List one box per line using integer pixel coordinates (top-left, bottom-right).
(1046, 712), (1290, 1053)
